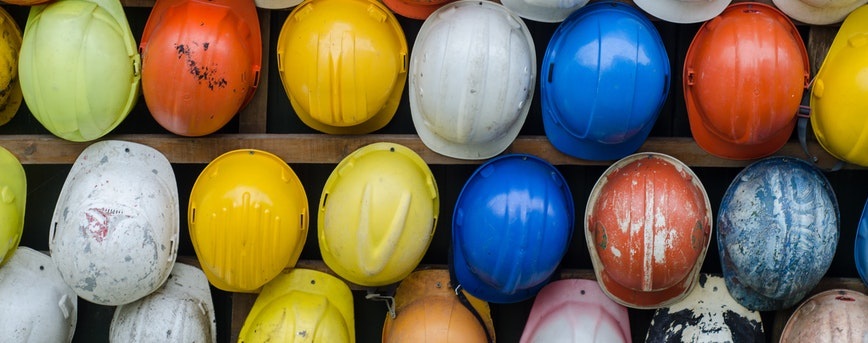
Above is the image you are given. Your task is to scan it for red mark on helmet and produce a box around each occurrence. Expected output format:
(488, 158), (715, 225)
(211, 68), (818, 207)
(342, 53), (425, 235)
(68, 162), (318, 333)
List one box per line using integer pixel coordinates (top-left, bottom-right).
(84, 208), (122, 243)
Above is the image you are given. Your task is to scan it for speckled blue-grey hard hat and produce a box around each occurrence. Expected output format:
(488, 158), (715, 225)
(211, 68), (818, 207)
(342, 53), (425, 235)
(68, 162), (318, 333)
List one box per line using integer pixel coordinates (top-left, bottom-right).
(717, 156), (839, 311)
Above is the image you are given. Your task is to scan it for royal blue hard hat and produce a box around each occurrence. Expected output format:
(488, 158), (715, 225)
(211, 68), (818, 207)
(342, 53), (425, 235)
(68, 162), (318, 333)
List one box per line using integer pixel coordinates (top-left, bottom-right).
(451, 154), (574, 303)
(718, 156), (839, 311)
(856, 196), (868, 287)
(541, 1), (670, 161)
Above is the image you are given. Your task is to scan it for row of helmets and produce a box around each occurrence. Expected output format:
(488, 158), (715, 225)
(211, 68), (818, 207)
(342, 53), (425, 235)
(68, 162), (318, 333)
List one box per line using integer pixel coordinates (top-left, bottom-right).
(1, 0), (868, 165)
(2, 138), (868, 341)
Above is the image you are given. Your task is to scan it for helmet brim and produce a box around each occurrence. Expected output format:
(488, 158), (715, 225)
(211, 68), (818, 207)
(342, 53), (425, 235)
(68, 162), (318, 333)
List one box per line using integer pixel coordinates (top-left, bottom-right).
(771, 0), (867, 25)
(634, 0), (731, 23)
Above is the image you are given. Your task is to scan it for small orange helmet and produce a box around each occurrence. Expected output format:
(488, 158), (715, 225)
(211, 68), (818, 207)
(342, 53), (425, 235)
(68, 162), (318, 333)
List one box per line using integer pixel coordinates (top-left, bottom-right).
(585, 152), (712, 309)
(684, 3), (809, 160)
(382, 0), (456, 19)
(140, 0), (261, 136)
(382, 270), (494, 343)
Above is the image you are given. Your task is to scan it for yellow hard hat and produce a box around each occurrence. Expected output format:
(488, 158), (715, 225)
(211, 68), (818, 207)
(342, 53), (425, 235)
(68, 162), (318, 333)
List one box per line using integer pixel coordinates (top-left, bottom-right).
(811, 5), (868, 166)
(238, 268), (355, 343)
(0, 145), (24, 267)
(0, 7), (22, 126)
(319, 142), (438, 287)
(19, 0), (141, 142)
(383, 269), (494, 343)
(188, 149), (309, 292)
(276, 0), (407, 134)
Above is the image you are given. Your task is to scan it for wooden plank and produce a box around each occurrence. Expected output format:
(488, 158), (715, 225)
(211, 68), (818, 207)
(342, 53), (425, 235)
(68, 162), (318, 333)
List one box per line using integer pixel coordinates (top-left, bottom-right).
(237, 8), (270, 134)
(808, 25), (839, 77)
(0, 134), (854, 169)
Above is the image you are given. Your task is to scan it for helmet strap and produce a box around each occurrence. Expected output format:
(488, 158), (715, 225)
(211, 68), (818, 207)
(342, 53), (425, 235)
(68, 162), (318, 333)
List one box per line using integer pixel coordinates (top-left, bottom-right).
(797, 88), (845, 171)
(448, 245), (494, 343)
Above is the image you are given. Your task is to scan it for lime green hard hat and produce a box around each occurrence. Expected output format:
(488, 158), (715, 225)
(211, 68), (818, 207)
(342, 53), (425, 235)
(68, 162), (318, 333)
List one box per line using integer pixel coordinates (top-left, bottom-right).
(19, 0), (141, 142)
(0, 145), (25, 267)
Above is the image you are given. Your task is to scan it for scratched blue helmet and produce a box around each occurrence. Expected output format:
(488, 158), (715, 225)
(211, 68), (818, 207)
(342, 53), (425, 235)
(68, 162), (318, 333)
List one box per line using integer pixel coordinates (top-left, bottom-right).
(856, 196), (868, 287)
(718, 156), (839, 311)
(452, 154), (574, 303)
(541, 1), (670, 161)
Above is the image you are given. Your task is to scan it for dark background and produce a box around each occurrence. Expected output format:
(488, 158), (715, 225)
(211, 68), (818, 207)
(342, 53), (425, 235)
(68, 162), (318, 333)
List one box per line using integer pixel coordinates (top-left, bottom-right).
(2, 2), (865, 343)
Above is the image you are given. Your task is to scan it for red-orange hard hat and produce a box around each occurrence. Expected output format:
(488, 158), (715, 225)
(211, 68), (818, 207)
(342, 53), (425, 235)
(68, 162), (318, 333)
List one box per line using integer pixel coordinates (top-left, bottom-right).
(140, 0), (261, 136)
(585, 152), (712, 309)
(684, 3), (809, 160)
(382, 0), (456, 20)
(1, 1), (53, 4)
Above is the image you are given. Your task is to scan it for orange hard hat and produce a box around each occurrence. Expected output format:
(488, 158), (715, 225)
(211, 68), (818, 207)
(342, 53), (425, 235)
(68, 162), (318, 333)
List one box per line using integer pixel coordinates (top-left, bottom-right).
(382, 270), (494, 343)
(585, 153), (712, 309)
(140, 0), (261, 136)
(1, 1), (53, 4)
(382, 0), (456, 19)
(684, 2), (809, 160)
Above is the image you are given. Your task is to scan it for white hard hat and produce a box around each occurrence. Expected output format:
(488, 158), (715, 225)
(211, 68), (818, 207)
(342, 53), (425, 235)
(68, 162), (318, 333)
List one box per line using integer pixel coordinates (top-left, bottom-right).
(633, 0), (732, 23)
(0, 247), (78, 343)
(646, 274), (765, 342)
(110, 263), (216, 343)
(772, 0), (867, 24)
(254, 0), (303, 9)
(50, 140), (179, 306)
(410, 0), (536, 160)
(500, 0), (589, 22)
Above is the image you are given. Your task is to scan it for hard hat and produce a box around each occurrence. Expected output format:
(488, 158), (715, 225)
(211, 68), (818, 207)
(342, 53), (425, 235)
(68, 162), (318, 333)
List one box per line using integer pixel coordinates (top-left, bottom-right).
(0, 1), (54, 5)
(858, 196), (868, 286)
(541, 1), (670, 161)
(779, 289), (868, 342)
(189, 149), (308, 292)
(382, 0), (456, 20)
(49, 140), (179, 306)
(500, 0), (589, 22)
(254, 0), (302, 9)
(238, 268), (355, 343)
(0, 6), (22, 126)
(0, 145), (25, 267)
(452, 154), (574, 303)
(140, 0), (261, 137)
(18, 0), (141, 142)
(773, 0), (867, 24)
(809, 5), (868, 167)
(110, 263), (216, 343)
(718, 156), (839, 311)
(519, 279), (631, 343)
(646, 274), (765, 342)
(319, 142), (438, 287)
(585, 152), (712, 309)
(684, 2), (809, 160)
(633, 0), (731, 23)
(0, 247), (77, 343)
(276, 0), (406, 135)
(410, 0), (534, 160)
(382, 269), (494, 343)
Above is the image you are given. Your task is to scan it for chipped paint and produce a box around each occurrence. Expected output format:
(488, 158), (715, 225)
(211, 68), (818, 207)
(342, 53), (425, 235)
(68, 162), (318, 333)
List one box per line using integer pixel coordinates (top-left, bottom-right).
(718, 157), (838, 311)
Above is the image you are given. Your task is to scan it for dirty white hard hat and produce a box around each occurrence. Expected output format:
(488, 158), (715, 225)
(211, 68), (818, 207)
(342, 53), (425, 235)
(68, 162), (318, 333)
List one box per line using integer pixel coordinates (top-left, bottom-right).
(50, 140), (179, 306)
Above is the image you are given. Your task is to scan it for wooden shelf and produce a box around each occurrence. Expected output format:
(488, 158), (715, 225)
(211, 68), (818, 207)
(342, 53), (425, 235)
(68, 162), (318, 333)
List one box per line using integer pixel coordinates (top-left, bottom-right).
(2, 134), (856, 169)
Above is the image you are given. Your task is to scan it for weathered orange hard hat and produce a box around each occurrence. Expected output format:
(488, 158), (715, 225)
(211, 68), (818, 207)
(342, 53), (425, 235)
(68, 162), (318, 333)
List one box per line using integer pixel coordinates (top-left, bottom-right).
(382, 0), (455, 20)
(585, 152), (712, 309)
(382, 270), (494, 343)
(684, 2), (809, 160)
(140, 0), (261, 136)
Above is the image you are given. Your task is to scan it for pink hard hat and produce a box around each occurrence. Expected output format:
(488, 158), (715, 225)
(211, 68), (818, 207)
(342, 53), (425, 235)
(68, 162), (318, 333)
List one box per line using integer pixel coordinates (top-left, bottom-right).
(520, 279), (632, 343)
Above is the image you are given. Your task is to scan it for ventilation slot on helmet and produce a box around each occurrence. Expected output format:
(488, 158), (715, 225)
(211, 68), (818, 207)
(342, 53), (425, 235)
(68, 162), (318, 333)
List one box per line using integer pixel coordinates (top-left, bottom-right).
(547, 63), (554, 83)
(191, 208), (196, 224)
(299, 213), (305, 230)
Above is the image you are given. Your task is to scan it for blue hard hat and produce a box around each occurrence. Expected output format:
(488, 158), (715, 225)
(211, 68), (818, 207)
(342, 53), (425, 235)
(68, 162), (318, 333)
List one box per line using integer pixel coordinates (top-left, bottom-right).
(717, 156), (839, 311)
(451, 154), (574, 303)
(856, 197), (868, 286)
(541, 1), (670, 161)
